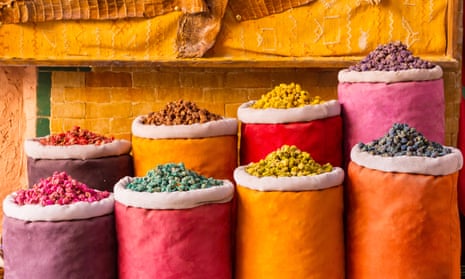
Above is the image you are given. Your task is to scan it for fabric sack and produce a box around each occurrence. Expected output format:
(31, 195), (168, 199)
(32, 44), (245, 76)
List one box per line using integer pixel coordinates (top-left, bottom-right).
(237, 100), (342, 166)
(131, 116), (238, 181)
(346, 144), (463, 279)
(114, 177), (234, 279)
(233, 166), (345, 279)
(25, 139), (133, 191)
(338, 66), (445, 166)
(2, 193), (116, 279)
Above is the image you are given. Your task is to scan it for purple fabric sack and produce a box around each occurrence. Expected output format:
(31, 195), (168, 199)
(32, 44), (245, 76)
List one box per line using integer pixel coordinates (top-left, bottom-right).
(27, 155), (134, 191)
(2, 214), (117, 279)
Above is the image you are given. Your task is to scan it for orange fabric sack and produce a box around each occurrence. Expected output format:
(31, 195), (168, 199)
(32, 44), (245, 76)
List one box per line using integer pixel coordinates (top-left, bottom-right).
(346, 145), (463, 279)
(131, 117), (238, 181)
(234, 166), (345, 279)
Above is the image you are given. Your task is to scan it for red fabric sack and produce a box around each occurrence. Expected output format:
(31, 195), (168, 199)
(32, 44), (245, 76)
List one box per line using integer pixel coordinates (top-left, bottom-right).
(238, 100), (342, 166)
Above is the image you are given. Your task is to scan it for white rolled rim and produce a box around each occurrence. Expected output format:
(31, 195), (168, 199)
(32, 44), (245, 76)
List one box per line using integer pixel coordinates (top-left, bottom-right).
(338, 65), (443, 83)
(114, 176), (235, 209)
(350, 144), (463, 175)
(237, 99), (341, 124)
(131, 116), (238, 139)
(233, 166), (344, 192)
(3, 192), (114, 221)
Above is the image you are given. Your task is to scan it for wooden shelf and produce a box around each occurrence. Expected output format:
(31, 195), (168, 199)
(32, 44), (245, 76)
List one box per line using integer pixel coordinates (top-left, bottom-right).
(0, 55), (459, 70)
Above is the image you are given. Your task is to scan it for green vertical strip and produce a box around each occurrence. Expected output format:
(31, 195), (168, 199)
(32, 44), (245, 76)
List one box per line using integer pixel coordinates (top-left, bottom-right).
(35, 67), (92, 137)
(36, 69), (51, 137)
(36, 118), (50, 137)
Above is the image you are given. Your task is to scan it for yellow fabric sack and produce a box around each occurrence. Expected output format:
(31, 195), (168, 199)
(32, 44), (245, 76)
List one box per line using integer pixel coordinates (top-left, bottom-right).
(131, 117), (238, 181)
(234, 166), (345, 279)
(346, 145), (463, 279)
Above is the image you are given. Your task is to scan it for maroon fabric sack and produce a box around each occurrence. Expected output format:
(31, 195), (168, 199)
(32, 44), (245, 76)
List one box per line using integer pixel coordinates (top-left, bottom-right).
(2, 214), (117, 279)
(27, 154), (134, 191)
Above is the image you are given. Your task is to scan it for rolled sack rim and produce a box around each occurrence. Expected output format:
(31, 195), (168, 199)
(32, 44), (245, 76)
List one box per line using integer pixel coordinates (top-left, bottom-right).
(131, 116), (238, 139)
(24, 139), (132, 160)
(2, 192), (114, 222)
(237, 99), (341, 124)
(337, 65), (443, 83)
(233, 165), (344, 192)
(350, 145), (463, 175)
(113, 176), (235, 209)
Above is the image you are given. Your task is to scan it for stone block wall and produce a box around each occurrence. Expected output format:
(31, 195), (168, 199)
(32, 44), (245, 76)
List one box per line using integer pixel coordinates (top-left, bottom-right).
(48, 68), (340, 140)
(47, 67), (461, 145)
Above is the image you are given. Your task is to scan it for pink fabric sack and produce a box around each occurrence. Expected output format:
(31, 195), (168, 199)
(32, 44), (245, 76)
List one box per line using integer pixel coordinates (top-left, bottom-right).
(114, 177), (234, 279)
(338, 66), (445, 166)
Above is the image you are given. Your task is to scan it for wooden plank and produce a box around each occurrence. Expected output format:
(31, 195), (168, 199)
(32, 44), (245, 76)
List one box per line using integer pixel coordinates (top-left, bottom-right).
(449, 0), (459, 58)
(446, 0), (459, 58)
(0, 55), (459, 70)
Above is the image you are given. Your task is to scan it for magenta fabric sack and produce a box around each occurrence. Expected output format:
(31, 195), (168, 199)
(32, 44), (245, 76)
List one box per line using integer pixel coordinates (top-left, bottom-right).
(25, 138), (133, 191)
(338, 66), (445, 165)
(2, 193), (116, 279)
(114, 177), (234, 279)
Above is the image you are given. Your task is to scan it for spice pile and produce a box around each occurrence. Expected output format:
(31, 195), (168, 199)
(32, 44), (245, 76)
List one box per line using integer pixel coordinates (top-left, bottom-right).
(358, 123), (451, 157)
(14, 171), (110, 206)
(252, 83), (324, 109)
(245, 145), (333, 177)
(127, 162), (223, 192)
(348, 41), (436, 72)
(142, 100), (223, 125)
(37, 126), (114, 145)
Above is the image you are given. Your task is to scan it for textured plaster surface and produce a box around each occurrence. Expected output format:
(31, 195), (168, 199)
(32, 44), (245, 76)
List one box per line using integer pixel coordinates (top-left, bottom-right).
(0, 66), (36, 232)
